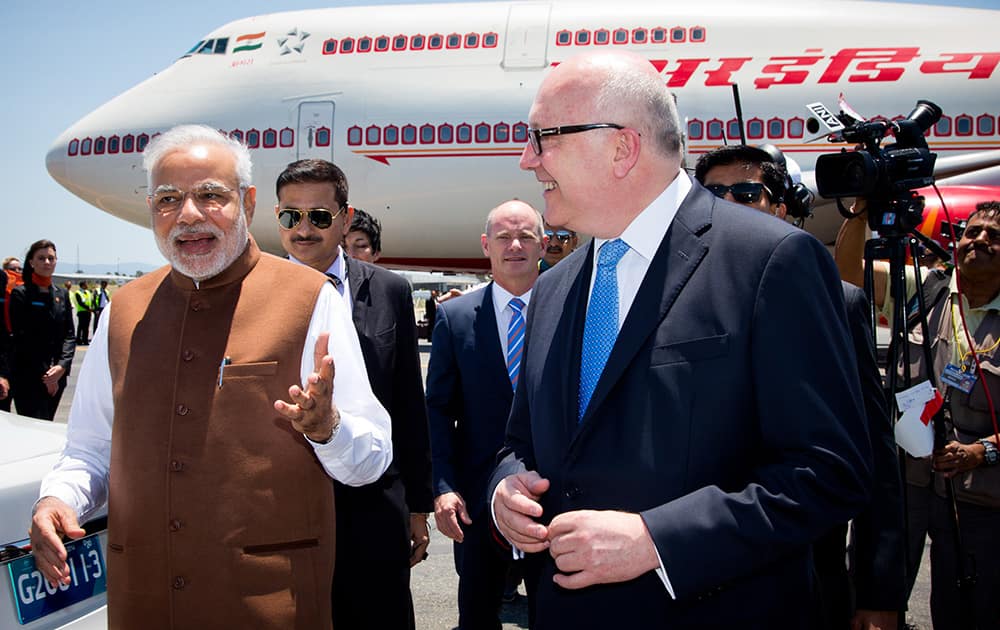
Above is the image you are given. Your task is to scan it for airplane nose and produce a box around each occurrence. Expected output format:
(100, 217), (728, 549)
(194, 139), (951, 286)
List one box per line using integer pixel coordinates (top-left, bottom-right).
(46, 137), (68, 185)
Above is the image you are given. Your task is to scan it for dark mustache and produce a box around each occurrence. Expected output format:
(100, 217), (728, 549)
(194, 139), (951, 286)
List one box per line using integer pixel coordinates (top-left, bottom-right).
(292, 236), (323, 243)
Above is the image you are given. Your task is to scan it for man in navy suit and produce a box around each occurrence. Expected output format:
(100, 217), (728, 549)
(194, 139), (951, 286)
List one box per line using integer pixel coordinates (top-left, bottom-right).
(490, 51), (873, 628)
(696, 144), (905, 630)
(276, 159), (433, 630)
(426, 199), (545, 630)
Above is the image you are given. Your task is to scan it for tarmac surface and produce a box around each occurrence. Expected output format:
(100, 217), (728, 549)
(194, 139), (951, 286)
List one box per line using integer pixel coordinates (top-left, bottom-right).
(47, 340), (931, 629)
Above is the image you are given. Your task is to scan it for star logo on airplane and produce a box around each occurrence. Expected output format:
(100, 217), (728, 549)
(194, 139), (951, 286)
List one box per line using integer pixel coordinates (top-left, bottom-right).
(277, 28), (309, 55)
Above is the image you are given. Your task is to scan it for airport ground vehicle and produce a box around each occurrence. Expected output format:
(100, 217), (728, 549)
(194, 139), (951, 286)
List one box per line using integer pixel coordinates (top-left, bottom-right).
(0, 411), (107, 629)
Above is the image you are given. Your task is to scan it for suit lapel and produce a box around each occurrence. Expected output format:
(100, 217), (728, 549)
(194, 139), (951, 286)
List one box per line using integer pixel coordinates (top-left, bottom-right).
(576, 190), (713, 429)
(474, 283), (511, 399)
(345, 257), (370, 333)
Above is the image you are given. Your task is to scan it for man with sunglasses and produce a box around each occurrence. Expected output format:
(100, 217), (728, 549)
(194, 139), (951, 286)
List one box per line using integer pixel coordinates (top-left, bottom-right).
(540, 221), (579, 273)
(696, 144), (906, 630)
(276, 159), (432, 630)
(29, 125), (392, 629)
(489, 51), (872, 628)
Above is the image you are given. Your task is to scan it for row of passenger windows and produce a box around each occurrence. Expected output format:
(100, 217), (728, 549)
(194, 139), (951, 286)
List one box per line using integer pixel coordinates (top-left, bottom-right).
(323, 32), (498, 55)
(555, 26), (705, 47)
(62, 112), (1000, 157)
(688, 113), (1000, 141)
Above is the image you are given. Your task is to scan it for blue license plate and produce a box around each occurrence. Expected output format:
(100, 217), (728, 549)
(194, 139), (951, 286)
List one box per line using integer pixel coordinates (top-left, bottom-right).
(6, 533), (107, 625)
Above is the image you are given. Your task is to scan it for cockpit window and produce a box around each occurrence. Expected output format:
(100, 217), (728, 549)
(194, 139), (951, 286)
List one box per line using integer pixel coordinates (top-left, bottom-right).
(183, 38), (229, 57)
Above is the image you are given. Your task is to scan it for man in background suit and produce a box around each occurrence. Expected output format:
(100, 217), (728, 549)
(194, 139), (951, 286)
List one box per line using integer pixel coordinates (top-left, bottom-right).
(490, 51), (873, 628)
(426, 200), (545, 630)
(696, 144), (905, 630)
(276, 159), (433, 630)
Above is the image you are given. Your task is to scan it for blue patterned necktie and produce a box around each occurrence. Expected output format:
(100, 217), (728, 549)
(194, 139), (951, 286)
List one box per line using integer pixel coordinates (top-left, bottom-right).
(506, 297), (526, 390)
(579, 238), (629, 421)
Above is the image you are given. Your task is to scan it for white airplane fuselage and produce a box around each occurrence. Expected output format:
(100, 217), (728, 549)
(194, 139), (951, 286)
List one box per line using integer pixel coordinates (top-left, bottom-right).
(46, 0), (1000, 270)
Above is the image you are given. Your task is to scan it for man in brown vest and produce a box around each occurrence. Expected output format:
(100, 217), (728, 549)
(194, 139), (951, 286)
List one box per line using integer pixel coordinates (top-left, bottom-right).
(28, 124), (393, 630)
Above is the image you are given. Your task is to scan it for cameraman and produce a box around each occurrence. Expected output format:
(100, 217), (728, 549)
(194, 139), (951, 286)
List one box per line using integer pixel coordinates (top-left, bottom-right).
(696, 145), (905, 630)
(835, 199), (1000, 630)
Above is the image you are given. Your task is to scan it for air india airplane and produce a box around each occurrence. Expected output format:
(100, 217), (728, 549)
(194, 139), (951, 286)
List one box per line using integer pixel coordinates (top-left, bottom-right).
(45, 0), (1000, 270)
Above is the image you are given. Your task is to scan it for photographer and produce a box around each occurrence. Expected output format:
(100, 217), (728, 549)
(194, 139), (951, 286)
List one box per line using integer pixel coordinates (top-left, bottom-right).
(835, 199), (1000, 630)
(696, 145), (905, 630)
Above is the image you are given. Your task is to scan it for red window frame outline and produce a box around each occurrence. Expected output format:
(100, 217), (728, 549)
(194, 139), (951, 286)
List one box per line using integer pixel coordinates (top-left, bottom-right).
(555, 30), (572, 46)
(375, 36), (390, 52)
(322, 39), (338, 55)
(464, 32), (480, 48)
(651, 28), (667, 44)
(483, 32), (498, 48)
(137, 133), (150, 152)
(446, 33), (461, 49)
(594, 29), (610, 45)
(955, 114), (973, 137)
(279, 127), (294, 148)
(107, 135), (120, 154)
(357, 37), (373, 53)
(631, 28), (648, 44)
(512, 122), (529, 143)
(229, 129), (244, 143)
(575, 30), (591, 46)
(613, 28), (629, 44)
(456, 123), (472, 144)
(690, 26), (706, 43)
(767, 117), (785, 139)
(122, 135), (135, 153)
(393, 35), (408, 51)
(746, 117), (765, 140)
(262, 128), (278, 149)
(787, 117), (805, 139)
(315, 126), (331, 147)
(365, 125), (382, 145)
(706, 118), (724, 140)
(494, 122), (510, 143)
(438, 123), (455, 144)
(93, 136), (106, 155)
(411, 34), (426, 50)
(341, 38), (355, 53)
(687, 119), (704, 140)
(347, 126), (363, 146)
(80, 137), (93, 155)
(419, 124), (436, 144)
(726, 118), (741, 140)
(428, 34), (444, 50)
(246, 129), (261, 148)
(68, 138), (79, 156)
(933, 116), (952, 137)
(671, 27), (687, 43)
(383, 125), (399, 145)
(402, 124), (418, 145)
(474, 122), (491, 143)
(976, 114), (994, 136)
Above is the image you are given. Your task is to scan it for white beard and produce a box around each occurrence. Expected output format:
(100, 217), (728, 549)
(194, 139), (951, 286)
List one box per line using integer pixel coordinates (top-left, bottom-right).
(156, 207), (249, 282)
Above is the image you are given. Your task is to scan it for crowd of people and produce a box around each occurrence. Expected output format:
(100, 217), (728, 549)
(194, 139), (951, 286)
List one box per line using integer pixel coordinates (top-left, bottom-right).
(14, 49), (999, 630)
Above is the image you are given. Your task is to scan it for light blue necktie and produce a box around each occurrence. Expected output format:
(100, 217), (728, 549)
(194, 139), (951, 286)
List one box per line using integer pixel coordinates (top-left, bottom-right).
(506, 297), (526, 390)
(579, 238), (629, 421)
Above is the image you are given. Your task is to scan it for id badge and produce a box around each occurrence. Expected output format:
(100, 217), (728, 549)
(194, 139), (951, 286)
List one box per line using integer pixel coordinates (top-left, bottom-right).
(941, 363), (977, 394)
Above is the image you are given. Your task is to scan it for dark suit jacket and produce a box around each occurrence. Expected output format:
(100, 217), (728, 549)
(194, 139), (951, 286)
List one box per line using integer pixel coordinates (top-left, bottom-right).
(427, 283), (513, 519)
(490, 183), (873, 628)
(343, 257), (433, 515)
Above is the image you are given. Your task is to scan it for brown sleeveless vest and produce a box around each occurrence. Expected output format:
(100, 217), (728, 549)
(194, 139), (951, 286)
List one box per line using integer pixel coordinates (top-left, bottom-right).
(903, 272), (1000, 508)
(105, 240), (336, 628)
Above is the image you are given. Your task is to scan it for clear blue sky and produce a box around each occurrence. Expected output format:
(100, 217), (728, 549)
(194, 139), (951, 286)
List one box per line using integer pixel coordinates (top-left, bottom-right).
(1, 0), (996, 271)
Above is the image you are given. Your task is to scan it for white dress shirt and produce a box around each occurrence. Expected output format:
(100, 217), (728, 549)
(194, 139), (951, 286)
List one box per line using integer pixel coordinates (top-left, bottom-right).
(491, 282), (534, 359)
(40, 281), (392, 522)
(288, 247), (353, 313)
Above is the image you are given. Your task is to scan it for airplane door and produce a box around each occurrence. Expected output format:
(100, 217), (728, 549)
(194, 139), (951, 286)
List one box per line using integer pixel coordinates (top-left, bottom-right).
(297, 101), (335, 161)
(503, 4), (550, 69)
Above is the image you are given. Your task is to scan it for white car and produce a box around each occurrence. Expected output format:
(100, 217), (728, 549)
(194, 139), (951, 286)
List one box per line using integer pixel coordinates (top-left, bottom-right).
(0, 411), (107, 629)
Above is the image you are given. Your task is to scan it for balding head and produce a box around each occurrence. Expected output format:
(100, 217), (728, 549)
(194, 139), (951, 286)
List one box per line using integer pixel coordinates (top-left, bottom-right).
(481, 200), (544, 296)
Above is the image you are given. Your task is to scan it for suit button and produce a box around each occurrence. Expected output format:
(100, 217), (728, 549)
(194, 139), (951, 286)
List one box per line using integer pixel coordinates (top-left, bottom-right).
(176, 404), (189, 416)
(172, 576), (186, 590)
(182, 349), (194, 361)
(169, 519), (182, 532)
(169, 460), (184, 472)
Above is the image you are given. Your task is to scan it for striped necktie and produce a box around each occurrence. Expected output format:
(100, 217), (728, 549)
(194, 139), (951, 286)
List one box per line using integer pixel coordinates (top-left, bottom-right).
(579, 238), (629, 421)
(506, 297), (526, 390)
(325, 272), (344, 295)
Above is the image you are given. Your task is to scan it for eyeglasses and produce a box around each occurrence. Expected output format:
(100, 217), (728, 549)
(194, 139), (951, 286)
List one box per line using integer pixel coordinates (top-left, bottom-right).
(705, 182), (773, 205)
(8, 266), (21, 273)
(527, 123), (624, 155)
(544, 229), (575, 243)
(276, 206), (346, 230)
(149, 183), (239, 215)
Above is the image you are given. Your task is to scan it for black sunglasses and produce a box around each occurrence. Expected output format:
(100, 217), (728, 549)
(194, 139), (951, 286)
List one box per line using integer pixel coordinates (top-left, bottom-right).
(544, 229), (575, 243)
(705, 182), (773, 205)
(276, 206), (346, 230)
(527, 123), (624, 155)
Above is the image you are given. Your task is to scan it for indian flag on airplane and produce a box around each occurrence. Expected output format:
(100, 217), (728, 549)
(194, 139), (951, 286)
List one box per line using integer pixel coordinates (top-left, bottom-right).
(233, 32), (265, 53)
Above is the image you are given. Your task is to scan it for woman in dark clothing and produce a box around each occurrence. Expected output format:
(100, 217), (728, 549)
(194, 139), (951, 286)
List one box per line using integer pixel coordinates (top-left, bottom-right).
(9, 240), (75, 420)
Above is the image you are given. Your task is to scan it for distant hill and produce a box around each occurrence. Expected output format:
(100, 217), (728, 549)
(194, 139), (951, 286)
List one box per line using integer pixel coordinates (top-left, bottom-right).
(56, 262), (160, 277)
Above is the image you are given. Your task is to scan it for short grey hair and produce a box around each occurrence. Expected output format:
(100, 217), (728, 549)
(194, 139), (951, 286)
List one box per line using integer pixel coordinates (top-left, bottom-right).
(593, 59), (681, 158)
(142, 124), (253, 191)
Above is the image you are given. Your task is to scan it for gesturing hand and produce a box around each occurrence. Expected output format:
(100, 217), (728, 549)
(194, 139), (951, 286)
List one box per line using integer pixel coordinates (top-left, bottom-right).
(29, 497), (87, 587)
(274, 332), (339, 443)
